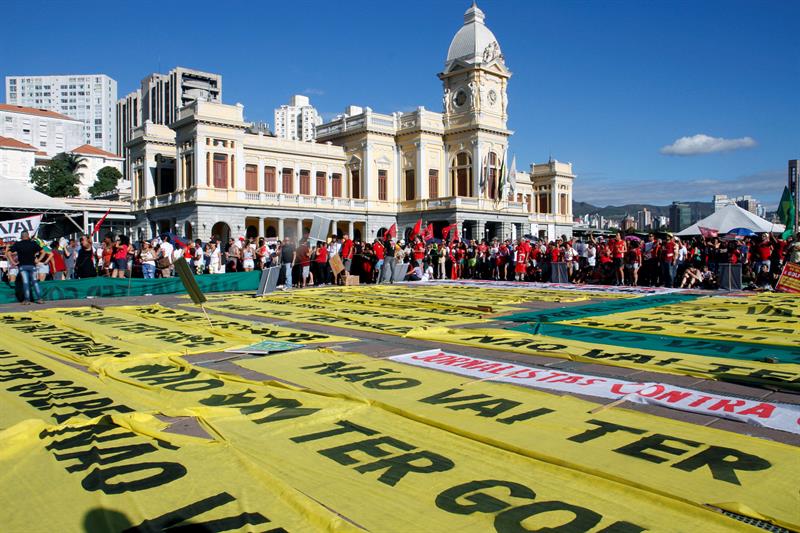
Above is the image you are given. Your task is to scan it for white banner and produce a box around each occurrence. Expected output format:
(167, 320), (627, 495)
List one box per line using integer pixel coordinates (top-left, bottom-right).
(390, 350), (800, 435)
(0, 214), (42, 242)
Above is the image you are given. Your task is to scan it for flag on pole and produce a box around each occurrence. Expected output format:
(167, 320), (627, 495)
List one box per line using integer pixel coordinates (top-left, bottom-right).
(777, 186), (795, 239)
(442, 224), (453, 240)
(409, 218), (422, 241)
(422, 222), (434, 242)
(387, 223), (397, 239)
(478, 155), (487, 194)
(509, 155), (517, 196)
(92, 208), (111, 236)
(496, 150), (507, 200)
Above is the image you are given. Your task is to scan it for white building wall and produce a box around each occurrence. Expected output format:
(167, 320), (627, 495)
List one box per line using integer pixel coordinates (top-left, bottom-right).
(74, 153), (125, 198)
(5, 74), (117, 153)
(0, 108), (84, 155)
(0, 147), (36, 182)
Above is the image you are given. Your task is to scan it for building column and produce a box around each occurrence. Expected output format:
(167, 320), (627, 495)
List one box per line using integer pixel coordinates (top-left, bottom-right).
(348, 220), (354, 238)
(473, 220), (486, 242)
(443, 144), (451, 197)
(278, 218), (285, 239)
(226, 153), (232, 189)
(296, 218), (303, 240)
(293, 165), (300, 196)
(310, 164), (317, 196)
(330, 219), (338, 238)
(551, 184), (558, 216)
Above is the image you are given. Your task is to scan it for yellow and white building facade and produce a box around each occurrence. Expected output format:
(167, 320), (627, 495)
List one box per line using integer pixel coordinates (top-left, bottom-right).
(128, 3), (574, 242)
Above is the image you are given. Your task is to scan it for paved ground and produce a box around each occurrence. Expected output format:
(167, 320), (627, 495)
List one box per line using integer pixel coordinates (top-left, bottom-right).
(4, 285), (797, 446)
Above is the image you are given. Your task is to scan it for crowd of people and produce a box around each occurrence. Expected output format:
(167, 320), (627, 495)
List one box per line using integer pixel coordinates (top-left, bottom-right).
(2, 228), (800, 303)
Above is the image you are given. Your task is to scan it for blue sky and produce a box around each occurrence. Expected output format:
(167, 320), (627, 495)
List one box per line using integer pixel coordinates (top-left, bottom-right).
(3, 0), (798, 207)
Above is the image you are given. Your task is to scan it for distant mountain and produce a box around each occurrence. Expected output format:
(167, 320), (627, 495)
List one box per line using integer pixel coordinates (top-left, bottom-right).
(573, 201), (714, 220)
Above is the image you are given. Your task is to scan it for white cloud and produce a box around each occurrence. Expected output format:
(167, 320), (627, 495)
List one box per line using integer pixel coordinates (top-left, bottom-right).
(660, 134), (757, 156)
(574, 169), (784, 208)
(302, 88), (325, 96)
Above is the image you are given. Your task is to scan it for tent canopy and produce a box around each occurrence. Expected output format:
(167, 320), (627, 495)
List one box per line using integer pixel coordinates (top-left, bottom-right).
(0, 178), (78, 214)
(677, 203), (785, 236)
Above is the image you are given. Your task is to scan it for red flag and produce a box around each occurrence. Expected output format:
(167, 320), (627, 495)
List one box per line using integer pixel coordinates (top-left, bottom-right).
(409, 218), (422, 241)
(442, 224), (453, 240)
(453, 226), (460, 243)
(422, 223), (434, 242)
(91, 208), (111, 236)
(698, 226), (718, 238)
(387, 223), (397, 239)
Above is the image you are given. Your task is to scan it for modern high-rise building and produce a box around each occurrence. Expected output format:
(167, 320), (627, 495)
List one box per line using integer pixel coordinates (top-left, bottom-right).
(274, 95), (322, 142)
(635, 208), (652, 230)
(116, 67), (222, 176)
(669, 202), (691, 232)
(5, 74), (117, 153)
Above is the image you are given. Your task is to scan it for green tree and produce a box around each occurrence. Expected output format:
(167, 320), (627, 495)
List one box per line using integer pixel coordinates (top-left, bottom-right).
(53, 152), (88, 174)
(29, 159), (80, 197)
(88, 166), (122, 197)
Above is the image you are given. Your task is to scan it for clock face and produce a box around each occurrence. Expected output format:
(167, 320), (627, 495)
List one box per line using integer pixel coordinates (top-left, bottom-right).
(454, 89), (467, 108)
(488, 89), (497, 105)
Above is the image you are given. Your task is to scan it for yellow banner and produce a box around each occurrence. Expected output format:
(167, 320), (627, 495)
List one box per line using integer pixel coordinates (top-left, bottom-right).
(200, 298), (479, 337)
(82, 351), (753, 531)
(0, 414), (358, 532)
(0, 305), (352, 365)
(405, 326), (800, 391)
(234, 349), (800, 531)
(562, 294), (800, 349)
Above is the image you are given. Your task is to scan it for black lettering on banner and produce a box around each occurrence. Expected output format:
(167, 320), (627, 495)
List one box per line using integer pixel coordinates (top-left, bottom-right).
(435, 479), (646, 532)
(121, 364), (224, 392)
(671, 446), (771, 486)
(300, 360), (422, 389)
(40, 421), (186, 494)
(200, 389), (320, 424)
(293, 420), (454, 486)
(124, 492), (273, 533)
(569, 420), (772, 485)
(420, 388), (554, 424)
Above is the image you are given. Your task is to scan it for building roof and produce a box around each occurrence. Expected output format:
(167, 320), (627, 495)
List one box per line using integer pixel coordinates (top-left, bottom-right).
(0, 103), (78, 121)
(70, 144), (122, 159)
(0, 178), (78, 213)
(677, 203), (785, 236)
(0, 135), (38, 152)
(446, 3), (502, 67)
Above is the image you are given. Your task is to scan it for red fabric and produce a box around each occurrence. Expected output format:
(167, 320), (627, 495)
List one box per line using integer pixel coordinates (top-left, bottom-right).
(315, 246), (328, 263)
(413, 241), (425, 261)
(113, 244), (128, 260)
(51, 251), (66, 273)
(341, 239), (354, 259)
(422, 224), (434, 242)
(755, 242), (772, 260)
(409, 219), (422, 241)
(387, 223), (397, 239)
(92, 209), (111, 236)
(613, 239), (626, 259)
(663, 241), (676, 261)
(374, 241), (384, 260)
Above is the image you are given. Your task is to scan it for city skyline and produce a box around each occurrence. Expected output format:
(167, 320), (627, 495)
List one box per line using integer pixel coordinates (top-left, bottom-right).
(3, 0), (797, 208)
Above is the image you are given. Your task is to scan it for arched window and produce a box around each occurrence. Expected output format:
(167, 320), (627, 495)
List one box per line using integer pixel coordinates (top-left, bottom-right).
(486, 152), (500, 200)
(450, 152), (472, 197)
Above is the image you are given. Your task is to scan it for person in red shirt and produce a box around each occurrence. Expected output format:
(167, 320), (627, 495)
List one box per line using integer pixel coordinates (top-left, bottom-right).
(313, 240), (329, 285)
(340, 234), (354, 272)
(515, 239), (530, 281)
(610, 233), (627, 286)
(111, 236), (130, 279)
(412, 236), (425, 266)
(660, 234), (678, 287)
(50, 239), (68, 281)
(373, 238), (385, 283)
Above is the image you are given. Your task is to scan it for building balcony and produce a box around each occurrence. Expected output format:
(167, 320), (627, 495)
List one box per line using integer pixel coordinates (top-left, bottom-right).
(398, 196), (529, 215)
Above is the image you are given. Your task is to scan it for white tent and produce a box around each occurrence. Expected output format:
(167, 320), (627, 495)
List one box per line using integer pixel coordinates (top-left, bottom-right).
(0, 178), (76, 214)
(677, 203), (785, 236)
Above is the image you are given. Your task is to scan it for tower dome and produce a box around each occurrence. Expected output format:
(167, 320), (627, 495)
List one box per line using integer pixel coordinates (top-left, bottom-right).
(445, 2), (503, 69)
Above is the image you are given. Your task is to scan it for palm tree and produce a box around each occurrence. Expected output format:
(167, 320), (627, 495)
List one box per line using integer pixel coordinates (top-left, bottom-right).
(54, 152), (88, 175)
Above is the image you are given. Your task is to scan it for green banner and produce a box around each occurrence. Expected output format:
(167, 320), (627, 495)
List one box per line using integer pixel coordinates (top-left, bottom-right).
(498, 293), (700, 323)
(0, 272), (260, 304)
(512, 322), (800, 364)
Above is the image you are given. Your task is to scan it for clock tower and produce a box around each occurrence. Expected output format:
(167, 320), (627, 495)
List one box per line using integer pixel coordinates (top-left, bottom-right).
(440, 2), (512, 199)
